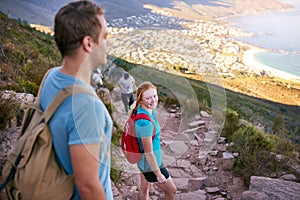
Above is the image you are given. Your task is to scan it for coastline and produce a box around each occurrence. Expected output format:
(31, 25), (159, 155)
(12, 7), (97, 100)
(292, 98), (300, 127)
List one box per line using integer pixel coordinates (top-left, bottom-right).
(242, 47), (300, 82)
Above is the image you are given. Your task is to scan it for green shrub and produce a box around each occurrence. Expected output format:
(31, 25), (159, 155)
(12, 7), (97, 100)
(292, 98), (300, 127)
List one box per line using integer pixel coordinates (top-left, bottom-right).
(272, 115), (285, 136)
(228, 125), (296, 185)
(270, 134), (296, 158)
(109, 110), (123, 183)
(17, 76), (39, 96)
(234, 149), (288, 186)
(14, 49), (26, 64)
(110, 163), (121, 183)
(103, 82), (115, 91)
(0, 94), (17, 130)
(163, 97), (179, 108)
(230, 125), (274, 152)
(222, 108), (240, 140)
(279, 107), (287, 113)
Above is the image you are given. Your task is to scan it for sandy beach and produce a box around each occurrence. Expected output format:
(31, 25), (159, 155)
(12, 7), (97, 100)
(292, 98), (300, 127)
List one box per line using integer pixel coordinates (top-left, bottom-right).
(243, 47), (300, 82)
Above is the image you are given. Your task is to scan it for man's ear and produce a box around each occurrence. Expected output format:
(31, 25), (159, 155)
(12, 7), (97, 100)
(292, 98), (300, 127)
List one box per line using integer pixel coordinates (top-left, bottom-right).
(82, 36), (93, 52)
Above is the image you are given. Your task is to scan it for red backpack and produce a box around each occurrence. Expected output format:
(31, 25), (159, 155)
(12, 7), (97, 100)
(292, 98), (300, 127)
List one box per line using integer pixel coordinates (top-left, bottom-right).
(121, 112), (155, 164)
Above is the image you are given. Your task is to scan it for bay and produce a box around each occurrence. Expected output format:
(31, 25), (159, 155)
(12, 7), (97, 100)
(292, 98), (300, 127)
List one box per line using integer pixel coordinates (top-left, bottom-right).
(228, 0), (300, 79)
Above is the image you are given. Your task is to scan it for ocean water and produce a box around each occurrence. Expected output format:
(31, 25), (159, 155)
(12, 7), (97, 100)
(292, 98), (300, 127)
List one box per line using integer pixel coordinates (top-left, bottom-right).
(228, 0), (300, 79)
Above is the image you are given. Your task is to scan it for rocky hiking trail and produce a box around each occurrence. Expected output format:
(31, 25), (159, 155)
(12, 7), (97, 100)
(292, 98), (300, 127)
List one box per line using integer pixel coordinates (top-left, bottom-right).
(110, 90), (247, 200)
(1, 89), (300, 199)
(0, 89), (246, 200)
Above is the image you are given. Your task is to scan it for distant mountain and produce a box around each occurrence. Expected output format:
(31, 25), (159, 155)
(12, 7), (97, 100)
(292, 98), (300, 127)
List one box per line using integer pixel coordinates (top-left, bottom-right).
(0, 0), (292, 26)
(0, 0), (156, 26)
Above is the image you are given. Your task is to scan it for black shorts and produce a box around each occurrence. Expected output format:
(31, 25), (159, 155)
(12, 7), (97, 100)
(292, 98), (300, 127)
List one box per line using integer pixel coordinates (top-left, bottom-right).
(141, 167), (170, 183)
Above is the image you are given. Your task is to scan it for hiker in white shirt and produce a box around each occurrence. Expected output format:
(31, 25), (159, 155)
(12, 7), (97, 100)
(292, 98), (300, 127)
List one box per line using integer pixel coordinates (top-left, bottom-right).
(118, 73), (135, 114)
(92, 68), (104, 89)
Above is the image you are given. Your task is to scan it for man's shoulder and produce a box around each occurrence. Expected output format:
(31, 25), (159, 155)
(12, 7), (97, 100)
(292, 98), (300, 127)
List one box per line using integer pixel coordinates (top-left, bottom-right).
(118, 77), (125, 84)
(129, 76), (135, 81)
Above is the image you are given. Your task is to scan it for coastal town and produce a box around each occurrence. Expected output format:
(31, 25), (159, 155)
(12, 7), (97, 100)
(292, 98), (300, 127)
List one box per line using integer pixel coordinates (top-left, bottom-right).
(107, 13), (267, 80)
(29, 12), (294, 81)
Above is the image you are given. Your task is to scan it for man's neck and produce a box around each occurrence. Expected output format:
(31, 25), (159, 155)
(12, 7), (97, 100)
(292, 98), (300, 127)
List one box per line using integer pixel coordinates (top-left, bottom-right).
(60, 55), (93, 85)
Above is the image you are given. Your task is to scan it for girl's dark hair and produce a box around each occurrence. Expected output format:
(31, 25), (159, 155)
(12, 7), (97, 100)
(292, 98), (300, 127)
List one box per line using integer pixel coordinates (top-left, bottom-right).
(54, 0), (105, 57)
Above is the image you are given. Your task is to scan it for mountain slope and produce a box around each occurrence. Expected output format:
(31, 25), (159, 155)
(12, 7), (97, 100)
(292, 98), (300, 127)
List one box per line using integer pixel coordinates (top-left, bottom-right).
(0, 0), (54, 26)
(0, 11), (61, 95)
(0, 0), (293, 26)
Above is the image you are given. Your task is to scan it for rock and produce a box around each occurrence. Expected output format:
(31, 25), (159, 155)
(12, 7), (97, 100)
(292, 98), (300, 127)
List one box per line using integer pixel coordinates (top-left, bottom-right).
(190, 164), (205, 176)
(245, 176), (300, 200)
(131, 186), (138, 191)
(212, 167), (219, 171)
(191, 139), (198, 146)
(111, 182), (120, 197)
(223, 152), (234, 159)
(168, 141), (189, 157)
(177, 159), (190, 169)
(206, 187), (220, 193)
(188, 177), (207, 191)
(188, 120), (206, 128)
(242, 191), (268, 200)
(203, 166), (210, 172)
(195, 114), (201, 120)
(2, 90), (35, 104)
(169, 108), (177, 113)
(169, 168), (191, 178)
(233, 152), (239, 157)
(193, 156), (208, 166)
(175, 190), (206, 200)
(172, 178), (189, 192)
(217, 137), (226, 144)
(209, 150), (219, 156)
(175, 113), (181, 118)
(200, 111), (211, 118)
(279, 174), (297, 181)
(161, 153), (176, 167)
(222, 158), (235, 171)
(183, 127), (201, 134)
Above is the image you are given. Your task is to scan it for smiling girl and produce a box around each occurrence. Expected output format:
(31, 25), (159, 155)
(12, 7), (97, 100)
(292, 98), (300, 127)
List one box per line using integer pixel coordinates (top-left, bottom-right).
(132, 81), (177, 200)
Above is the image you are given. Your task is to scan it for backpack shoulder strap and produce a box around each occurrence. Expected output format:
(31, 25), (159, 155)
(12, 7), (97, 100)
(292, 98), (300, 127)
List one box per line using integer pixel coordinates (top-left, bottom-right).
(134, 113), (156, 139)
(135, 113), (151, 121)
(35, 69), (54, 106)
(43, 85), (96, 124)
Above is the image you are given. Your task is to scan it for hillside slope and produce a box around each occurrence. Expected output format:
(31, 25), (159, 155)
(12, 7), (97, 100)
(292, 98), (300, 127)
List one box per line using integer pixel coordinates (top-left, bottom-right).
(0, 11), (60, 95)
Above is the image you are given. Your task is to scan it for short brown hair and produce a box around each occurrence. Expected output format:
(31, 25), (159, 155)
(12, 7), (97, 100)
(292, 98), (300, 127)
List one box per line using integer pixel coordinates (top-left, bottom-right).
(54, 0), (105, 57)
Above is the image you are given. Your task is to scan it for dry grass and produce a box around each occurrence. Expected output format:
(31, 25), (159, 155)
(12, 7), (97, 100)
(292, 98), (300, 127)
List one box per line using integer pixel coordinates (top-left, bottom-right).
(222, 76), (300, 106)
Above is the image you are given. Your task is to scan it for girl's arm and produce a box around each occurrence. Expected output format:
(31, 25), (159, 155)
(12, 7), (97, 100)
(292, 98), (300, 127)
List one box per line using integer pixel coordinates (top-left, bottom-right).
(141, 137), (166, 183)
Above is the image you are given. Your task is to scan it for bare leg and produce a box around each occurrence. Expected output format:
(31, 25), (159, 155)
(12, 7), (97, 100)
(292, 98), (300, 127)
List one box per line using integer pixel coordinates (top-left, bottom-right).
(138, 173), (151, 200)
(156, 177), (177, 200)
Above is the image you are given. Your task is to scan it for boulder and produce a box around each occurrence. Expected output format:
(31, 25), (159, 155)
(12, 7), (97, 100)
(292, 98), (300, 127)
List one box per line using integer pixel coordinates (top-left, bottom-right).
(242, 176), (300, 200)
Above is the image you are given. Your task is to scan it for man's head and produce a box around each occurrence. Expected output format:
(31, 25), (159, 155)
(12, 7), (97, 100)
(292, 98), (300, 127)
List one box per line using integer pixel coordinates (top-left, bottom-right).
(124, 73), (129, 80)
(54, 0), (105, 58)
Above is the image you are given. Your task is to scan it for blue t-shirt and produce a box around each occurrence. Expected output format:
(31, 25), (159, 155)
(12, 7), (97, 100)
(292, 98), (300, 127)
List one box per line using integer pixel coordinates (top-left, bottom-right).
(40, 67), (113, 200)
(135, 106), (162, 172)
